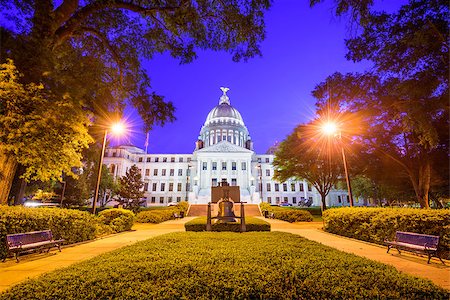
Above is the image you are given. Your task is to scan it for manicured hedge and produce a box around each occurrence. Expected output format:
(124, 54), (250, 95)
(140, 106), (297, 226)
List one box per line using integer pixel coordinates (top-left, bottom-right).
(0, 232), (447, 299)
(185, 217), (270, 232)
(98, 209), (135, 233)
(323, 207), (450, 252)
(135, 202), (189, 223)
(260, 202), (313, 222)
(0, 206), (97, 259)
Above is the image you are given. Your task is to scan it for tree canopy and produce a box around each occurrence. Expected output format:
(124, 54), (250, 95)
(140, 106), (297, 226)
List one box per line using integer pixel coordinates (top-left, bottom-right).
(0, 0), (271, 203)
(312, 0), (449, 208)
(117, 164), (144, 212)
(273, 121), (342, 210)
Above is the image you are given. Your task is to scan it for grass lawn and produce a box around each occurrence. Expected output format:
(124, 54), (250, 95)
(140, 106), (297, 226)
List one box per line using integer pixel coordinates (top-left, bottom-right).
(0, 232), (447, 299)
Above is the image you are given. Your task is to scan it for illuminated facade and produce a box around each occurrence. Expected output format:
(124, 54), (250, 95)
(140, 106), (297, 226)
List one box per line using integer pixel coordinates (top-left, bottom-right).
(104, 88), (355, 207)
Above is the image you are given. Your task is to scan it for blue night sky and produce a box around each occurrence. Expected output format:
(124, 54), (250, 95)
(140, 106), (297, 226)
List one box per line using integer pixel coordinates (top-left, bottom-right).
(117, 0), (404, 154)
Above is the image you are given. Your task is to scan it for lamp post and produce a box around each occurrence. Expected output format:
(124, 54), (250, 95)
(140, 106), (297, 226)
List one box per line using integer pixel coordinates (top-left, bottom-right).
(322, 122), (354, 207)
(92, 122), (125, 214)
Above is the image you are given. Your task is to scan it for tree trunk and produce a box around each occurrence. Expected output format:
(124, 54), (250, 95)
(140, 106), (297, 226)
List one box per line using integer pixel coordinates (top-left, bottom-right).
(0, 150), (18, 205)
(320, 193), (327, 211)
(14, 178), (27, 205)
(410, 160), (431, 209)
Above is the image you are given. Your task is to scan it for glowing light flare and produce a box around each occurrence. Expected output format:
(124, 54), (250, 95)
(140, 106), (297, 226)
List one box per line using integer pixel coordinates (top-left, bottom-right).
(110, 122), (126, 136)
(322, 122), (338, 136)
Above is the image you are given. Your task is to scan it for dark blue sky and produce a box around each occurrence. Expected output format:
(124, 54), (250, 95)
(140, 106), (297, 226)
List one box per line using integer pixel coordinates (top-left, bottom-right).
(117, 0), (404, 154)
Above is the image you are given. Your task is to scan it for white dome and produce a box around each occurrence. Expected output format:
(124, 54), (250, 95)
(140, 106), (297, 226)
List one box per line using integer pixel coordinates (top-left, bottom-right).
(204, 103), (244, 126)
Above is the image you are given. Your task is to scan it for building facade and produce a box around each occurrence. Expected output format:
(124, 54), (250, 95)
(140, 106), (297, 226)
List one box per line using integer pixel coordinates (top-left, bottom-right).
(104, 88), (356, 207)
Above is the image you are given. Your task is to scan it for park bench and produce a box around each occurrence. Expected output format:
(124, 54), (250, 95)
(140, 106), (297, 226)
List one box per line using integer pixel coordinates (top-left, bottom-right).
(3, 230), (65, 262)
(385, 231), (444, 264)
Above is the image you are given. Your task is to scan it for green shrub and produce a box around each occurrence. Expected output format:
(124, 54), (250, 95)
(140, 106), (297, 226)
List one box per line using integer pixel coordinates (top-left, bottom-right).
(323, 207), (450, 251)
(185, 217), (270, 232)
(0, 232), (447, 299)
(98, 209), (135, 233)
(259, 203), (313, 222)
(0, 206), (97, 259)
(135, 202), (188, 223)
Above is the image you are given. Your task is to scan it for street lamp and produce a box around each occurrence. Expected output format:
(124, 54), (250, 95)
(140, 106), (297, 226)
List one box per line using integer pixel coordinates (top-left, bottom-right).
(92, 122), (126, 214)
(322, 122), (354, 207)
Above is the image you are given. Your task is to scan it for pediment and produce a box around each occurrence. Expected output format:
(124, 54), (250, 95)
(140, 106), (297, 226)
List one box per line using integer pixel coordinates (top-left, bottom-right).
(196, 141), (253, 153)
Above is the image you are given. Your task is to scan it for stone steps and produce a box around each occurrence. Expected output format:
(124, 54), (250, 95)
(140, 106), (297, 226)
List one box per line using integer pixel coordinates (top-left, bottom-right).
(187, 204), (261, 217)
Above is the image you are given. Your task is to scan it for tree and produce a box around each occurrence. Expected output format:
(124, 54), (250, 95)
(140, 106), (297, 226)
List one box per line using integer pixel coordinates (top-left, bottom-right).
(117, 165), (145, 212)
(313, 0), (449, 208)
(0, 0), (271, 203)
(0, 59), (93, 203)
(273, 122), (342, 210)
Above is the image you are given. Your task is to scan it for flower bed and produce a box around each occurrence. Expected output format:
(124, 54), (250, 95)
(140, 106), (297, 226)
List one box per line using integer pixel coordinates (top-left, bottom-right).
(0, 232), (446, 299)
(185, 217), (270, 232)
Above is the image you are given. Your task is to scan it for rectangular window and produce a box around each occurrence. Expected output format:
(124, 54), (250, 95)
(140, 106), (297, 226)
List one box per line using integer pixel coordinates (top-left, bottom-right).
(155, 157), (159, 162)
(147, 157), (151, 162)
(138, 157), (143, 162)
(160, 183), (165, 191)
(170, 169), (174, 176)
(186, 168), (191, 176)
(308, 196), (313, 201)
(265, 157), (270, 163)
(308, 184), (312, 192)
(177, 183), (182, 192)
(266, 169), (270, 176)
(212, 162), (217, 170)
(284, 197), (288, 202)
(266, 183), (271, 192)
(231, 178), (237, 186)
(346, 195), (350, 203)
(177, 197), (181, 202)
(154, 169), (158, 176)
(186, 183), (190, 191)
(159, 197), (164, 204)
(299, 183), (304, 191)
(168, 196), (173, 203)
(232, 162), (237, 170)
(275, 183), (279, 192)
(144, 183), (149, 191)
(145, 169), (150, 176)
(267, 197), (272, 204)
(202, 162), (207, 170)
(292, 197), (297, 204)
(276, 196), (280, 204)
(212, 178), (218, 186)
(179, 157), (183, 162)
(222, 162), (227, 170)
(338, 195), (342, 203)
(112, 152), (117, 157)
(151, 197), (156, 203)
(169, 183), (174, 191)
(241, 162), (246, 170)
(257, 158), (261, 163)
(178, 169), (182, 176)
(171, 157), (175, 162)
(283, 183), (288, 192)
(291, 183), (295, 192)
(152, 183), (157, 191)
(162, 169), (166, 176)
(163, 157), (167, 162)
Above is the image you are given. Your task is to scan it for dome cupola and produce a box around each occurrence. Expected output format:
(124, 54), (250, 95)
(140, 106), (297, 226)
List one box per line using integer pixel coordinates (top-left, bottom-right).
(197, 87), (252, 150)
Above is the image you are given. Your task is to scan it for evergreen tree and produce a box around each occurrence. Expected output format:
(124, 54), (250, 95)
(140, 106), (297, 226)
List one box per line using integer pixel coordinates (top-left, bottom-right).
(118, 165), (145, 212)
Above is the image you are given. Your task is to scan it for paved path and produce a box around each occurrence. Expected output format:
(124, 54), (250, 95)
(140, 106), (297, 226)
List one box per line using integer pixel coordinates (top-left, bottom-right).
(1, 217), (448, 293)
(0, 218), (195, 293)
(262, 217), (450, 290)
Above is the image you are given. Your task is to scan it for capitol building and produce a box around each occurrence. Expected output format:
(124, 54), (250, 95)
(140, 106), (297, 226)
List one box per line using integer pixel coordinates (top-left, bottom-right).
(103, 88), (352, 207)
